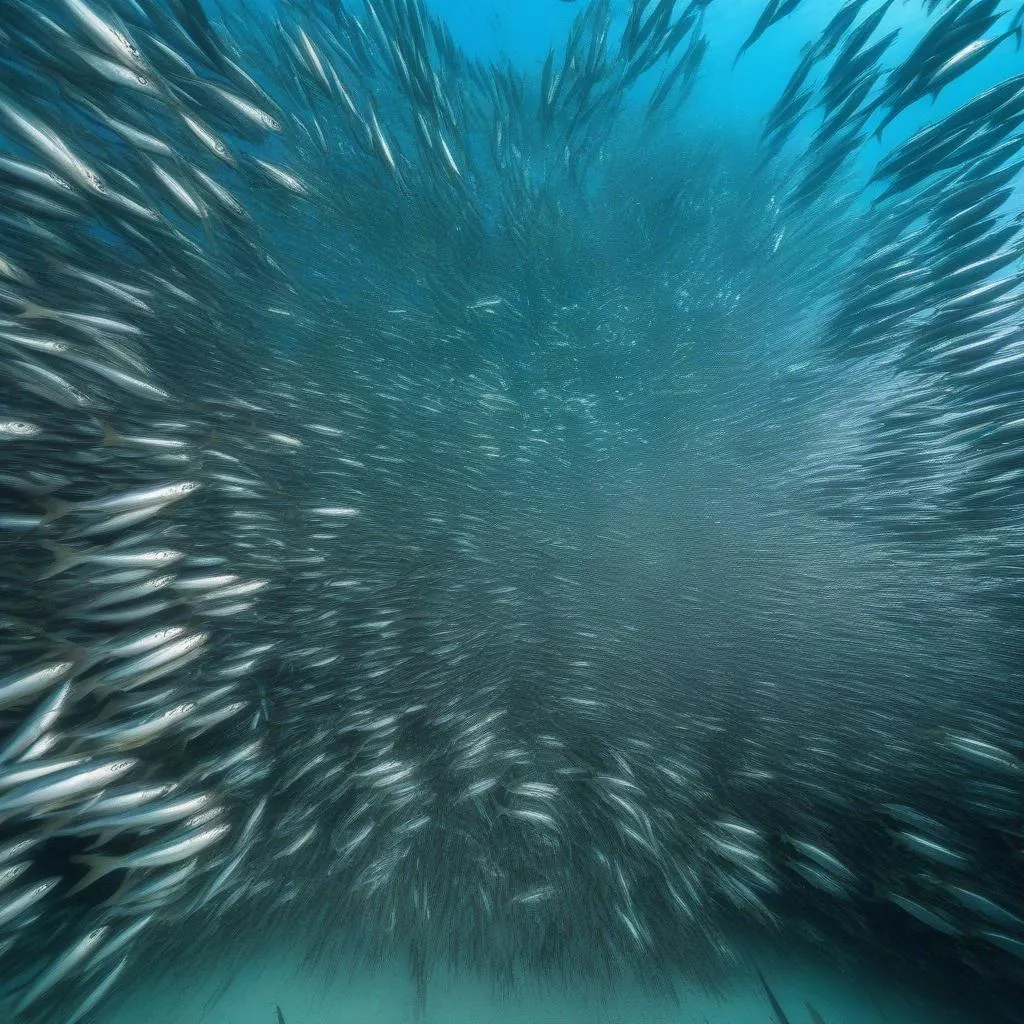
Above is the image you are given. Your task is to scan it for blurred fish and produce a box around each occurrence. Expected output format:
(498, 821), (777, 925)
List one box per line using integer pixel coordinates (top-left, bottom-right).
(755, 965), (792, 1024)
(736, 0), (807, 64)
(0, 1), (1020, 1022)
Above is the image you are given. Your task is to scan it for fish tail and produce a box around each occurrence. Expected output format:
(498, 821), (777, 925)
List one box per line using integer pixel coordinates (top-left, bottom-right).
(54, 640), (93, 674)
(67, 854), (119, 896)
(100, 422), (124, 446)
(37, 540), (87, 580)
(41, 497), (71, 524)
(84, 829), (119, 852)
(17, 301), (51, 321)
(873, 109), (895, 141)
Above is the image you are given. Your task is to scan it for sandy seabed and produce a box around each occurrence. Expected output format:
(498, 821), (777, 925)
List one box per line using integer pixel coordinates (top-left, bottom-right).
(98, 951), (970, 1024)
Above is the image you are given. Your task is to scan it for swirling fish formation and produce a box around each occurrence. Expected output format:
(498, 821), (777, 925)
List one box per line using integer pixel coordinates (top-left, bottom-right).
(0, 0), (1022, 1021)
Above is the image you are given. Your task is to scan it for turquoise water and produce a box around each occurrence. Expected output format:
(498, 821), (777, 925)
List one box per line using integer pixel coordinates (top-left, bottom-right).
(104, 951), (969, 1024)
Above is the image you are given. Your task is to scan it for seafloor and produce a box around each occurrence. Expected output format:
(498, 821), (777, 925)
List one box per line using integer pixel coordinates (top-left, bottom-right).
(102, 953), (971, 1024)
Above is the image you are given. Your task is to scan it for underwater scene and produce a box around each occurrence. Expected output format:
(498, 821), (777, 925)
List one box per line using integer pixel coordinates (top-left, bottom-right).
(0, 0), (1023, 1022)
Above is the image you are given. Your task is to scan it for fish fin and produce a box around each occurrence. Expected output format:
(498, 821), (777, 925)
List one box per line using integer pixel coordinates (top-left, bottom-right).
(37, 540), (89, 580)
(41, 497), (71, 523)
(61, 647), (91, 676)
(67, 854), (120, 896)
(754, 964), (792, 1024)
(84, 829), (121, 852)
(99, 871), (138, 909)
(100, 422), (124, 446)
(805, 1001), (826, 1024)
(873, 106), (897, 141)
(17, 302), (51, 321)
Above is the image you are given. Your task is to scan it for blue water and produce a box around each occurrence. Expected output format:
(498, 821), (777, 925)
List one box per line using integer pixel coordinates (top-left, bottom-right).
(5, 2), (1022, 1022)
(98, 3), (1016, 1023)
(421, 0), (1024, 186)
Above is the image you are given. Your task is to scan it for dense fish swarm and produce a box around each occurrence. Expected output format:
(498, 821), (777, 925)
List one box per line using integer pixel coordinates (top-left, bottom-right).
(0, 0), (1023, 1020)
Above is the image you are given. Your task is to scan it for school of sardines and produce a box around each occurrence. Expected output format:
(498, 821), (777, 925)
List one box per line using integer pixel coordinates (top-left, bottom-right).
(0, 0), (1022, 1021)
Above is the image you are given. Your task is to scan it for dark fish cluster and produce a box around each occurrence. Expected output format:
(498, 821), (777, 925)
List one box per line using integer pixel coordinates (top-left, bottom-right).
(0, 0), (1022, 1021)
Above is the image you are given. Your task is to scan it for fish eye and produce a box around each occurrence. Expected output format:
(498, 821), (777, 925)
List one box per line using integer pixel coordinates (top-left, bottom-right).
(136, 74), (149, 86)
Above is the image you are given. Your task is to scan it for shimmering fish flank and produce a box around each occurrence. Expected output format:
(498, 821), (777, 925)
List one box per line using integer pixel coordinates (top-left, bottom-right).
(0, 0), (1022, 1022)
